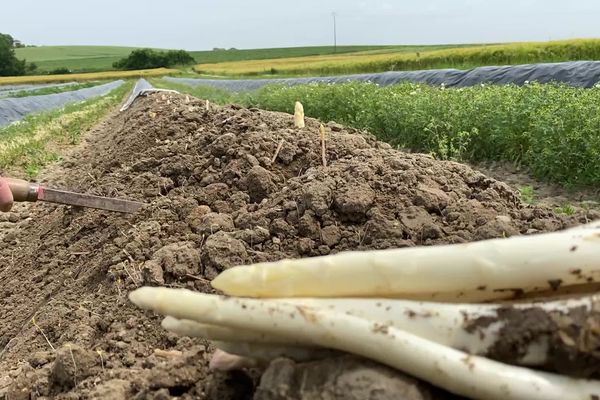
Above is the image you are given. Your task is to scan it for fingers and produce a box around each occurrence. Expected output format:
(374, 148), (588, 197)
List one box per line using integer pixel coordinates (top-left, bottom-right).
(0, 178), (13, 212)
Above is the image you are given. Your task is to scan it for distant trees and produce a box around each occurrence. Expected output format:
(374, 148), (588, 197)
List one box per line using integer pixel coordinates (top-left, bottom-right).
(113, 49), (196, 70)
(0, 33), (25, 76)
(0, 33), (33, 49)
(0, 33), (36, 76)
(0, 33), (16, 48)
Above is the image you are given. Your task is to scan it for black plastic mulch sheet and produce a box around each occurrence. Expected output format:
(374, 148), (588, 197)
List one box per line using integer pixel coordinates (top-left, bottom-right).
(163, 61), (600, 92)
(0, 80), (124, 128)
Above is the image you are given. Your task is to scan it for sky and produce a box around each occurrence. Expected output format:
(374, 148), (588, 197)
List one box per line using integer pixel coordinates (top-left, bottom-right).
(4, 0), (600, 50)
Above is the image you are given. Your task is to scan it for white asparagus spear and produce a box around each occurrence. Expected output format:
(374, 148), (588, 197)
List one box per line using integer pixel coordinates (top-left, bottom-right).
(294, 101), (305, 128)
(162, 295), (597, 366)
(162, 316), (299, 345)
(211, 220), (600, 301)
(129, 287), (600, 400)
(214, 340), (340, 363)
(163, 317), (338, 367)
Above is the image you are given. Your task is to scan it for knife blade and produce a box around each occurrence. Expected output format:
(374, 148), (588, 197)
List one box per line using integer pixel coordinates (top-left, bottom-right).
(5, 177), (144, 214)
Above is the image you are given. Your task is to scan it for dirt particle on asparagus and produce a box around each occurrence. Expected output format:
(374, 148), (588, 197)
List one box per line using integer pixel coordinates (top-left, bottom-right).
(493, 288), (525, 297)
(372, 323), (389, 334)
(296, 306), (318, 323)
(548, 279), (563, 291)
(461, 355), (476, 371)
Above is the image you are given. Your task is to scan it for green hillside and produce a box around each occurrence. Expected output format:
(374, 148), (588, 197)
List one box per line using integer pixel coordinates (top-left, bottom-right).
(15, 46), (166, 73)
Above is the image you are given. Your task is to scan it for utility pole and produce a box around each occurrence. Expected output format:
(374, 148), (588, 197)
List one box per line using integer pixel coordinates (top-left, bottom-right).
(332, 12), (337, 53)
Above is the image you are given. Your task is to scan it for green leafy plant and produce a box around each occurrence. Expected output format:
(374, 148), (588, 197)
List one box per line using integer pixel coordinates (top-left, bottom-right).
(155, 79), (600, 188)
(518, 186), (535, 205)
(113, 49), (195, 70)
(554, 204), (576, 215)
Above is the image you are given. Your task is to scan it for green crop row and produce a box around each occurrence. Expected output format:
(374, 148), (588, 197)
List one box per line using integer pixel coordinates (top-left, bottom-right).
(0, 81), (133, 178)
(153, 79), (600, 188)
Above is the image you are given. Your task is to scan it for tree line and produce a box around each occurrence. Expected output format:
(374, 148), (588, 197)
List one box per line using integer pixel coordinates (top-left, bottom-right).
(0, 33), (36, 76)
(112, 48), (195, 70)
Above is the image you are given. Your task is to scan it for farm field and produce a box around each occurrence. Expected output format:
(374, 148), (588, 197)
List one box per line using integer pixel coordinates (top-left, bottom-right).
(14, 44), (455, 73)
(14, 46), (154, 73)
(0, 67), (176, 85)
(194, 38), (600, 77)
(11, 38), (600, 82)
(3, 38), (600, 399)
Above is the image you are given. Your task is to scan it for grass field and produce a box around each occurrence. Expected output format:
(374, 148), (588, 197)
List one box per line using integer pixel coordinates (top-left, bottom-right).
(15, 45), (443, 73)
(0, 68), (177, 85)
(194, 38), (600, 77)
(15, 46), (168, 73)
(12, 38), (600, 80)
(190, 44), (481, 64)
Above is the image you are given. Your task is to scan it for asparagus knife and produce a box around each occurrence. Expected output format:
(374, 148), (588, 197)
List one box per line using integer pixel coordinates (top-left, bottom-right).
(5, 177), (143, 214)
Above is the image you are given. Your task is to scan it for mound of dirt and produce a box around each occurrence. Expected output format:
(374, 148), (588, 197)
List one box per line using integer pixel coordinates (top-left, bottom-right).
(0, 92), (596, 399)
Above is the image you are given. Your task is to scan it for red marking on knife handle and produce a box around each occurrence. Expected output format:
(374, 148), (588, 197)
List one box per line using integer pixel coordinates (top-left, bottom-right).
(37, 186), (45, 201)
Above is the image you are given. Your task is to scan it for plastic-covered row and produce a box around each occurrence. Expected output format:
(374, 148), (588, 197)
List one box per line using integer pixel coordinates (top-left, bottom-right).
(0, 80), (124, 128)
(163, 60), (600, 92)
(119, 78), (179, 111)
(0, 82), (79, 98)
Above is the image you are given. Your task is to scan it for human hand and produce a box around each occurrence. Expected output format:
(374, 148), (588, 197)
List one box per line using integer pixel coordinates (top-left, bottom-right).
(0, 177), (14, 212)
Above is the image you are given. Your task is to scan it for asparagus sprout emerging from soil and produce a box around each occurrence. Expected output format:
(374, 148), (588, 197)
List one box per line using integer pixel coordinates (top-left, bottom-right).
(294, 101), (305, 128)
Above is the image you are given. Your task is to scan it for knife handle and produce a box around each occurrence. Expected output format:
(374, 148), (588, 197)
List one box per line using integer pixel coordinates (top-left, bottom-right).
(4, 178), (39, 202)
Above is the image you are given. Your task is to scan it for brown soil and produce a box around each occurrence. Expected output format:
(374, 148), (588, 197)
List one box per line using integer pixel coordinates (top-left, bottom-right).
(475, 161), (600, 209)
(0, 92), (598, 399)
(466, 303), (600, 378)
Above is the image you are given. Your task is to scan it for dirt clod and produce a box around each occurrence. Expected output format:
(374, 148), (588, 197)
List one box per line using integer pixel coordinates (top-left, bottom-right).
(203, 231), (249, 277)
(49, 344), (98, 392)
(246, 166), (277, 203)
(153, 242), (200, 279)
(255, 355), (454, 400)
(333, 183), (375, 222)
